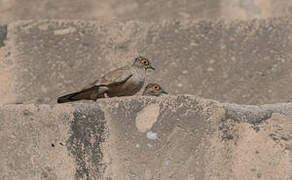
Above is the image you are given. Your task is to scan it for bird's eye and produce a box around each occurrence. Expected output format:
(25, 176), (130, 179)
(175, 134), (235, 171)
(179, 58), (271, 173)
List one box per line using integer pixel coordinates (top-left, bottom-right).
(153, 85), (160, 90)
(140, 59), (149, 65)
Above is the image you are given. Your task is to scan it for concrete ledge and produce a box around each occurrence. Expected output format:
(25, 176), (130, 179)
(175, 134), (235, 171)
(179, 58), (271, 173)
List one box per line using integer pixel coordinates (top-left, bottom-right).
(1, 95), (291, 179)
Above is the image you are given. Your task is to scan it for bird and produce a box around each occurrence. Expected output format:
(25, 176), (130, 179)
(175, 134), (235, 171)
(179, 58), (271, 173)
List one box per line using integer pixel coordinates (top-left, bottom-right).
(142, 83), (168, 96)
(57, 56), (155, 103)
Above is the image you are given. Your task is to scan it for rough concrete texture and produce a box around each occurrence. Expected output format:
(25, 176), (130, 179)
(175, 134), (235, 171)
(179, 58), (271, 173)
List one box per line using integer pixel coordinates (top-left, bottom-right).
(1, 18), (292, 104)
(0, 96), (291, 179)
(1, 0), (292, 24)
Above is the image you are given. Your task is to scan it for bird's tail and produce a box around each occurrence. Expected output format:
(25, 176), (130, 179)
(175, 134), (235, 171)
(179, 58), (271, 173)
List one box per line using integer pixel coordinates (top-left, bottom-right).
(57, 86), (103, 103)
(57, 91), (84, 103)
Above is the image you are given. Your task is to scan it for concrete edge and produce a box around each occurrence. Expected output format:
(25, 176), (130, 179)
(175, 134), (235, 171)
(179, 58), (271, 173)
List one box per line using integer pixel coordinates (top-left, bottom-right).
(2, 16), (292, 29)
(223, 102), (292, 125)
(2, 94), (291, 124)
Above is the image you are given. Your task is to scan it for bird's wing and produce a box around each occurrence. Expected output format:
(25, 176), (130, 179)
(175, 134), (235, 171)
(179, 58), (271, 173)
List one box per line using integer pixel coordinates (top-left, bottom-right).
(82, 66), (133, 90)
(58, 86), (107, 103)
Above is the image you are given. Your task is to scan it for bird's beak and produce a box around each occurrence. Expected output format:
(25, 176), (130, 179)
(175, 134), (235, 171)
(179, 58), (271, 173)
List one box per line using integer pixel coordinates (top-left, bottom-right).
(147, 65), (155, 70)
(162, 90), (168, 94)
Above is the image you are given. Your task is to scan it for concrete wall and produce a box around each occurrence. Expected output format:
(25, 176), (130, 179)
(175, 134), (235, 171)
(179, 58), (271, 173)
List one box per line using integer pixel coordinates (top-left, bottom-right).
(1, 18), (292, 105)
(1, 96), (291, 179)
(1, 1), (292, 179)
(1, 0), (292, 24)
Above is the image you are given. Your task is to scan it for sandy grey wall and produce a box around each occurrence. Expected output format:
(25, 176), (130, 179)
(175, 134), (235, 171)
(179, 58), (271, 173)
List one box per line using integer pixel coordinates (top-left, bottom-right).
(1, 18), (292, 105)
(1, 0), (292, 24)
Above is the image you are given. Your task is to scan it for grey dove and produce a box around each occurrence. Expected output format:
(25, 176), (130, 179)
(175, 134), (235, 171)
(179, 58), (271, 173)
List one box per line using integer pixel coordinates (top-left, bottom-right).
(57, 56), (155, 103)
(142, 83), (168, 96)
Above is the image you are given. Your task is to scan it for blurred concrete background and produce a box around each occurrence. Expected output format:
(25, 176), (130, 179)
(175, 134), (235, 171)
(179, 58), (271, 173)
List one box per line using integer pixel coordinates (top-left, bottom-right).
(1, 18), (292, 105)
(0, 0), (292, 24)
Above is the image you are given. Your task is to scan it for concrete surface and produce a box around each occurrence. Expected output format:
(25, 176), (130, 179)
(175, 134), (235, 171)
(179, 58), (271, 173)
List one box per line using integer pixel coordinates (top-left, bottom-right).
(0, 95), (291, 179)
(1, 2), (292, 179)
(1, 0), (292, 24)
(1, 18), (292, 105)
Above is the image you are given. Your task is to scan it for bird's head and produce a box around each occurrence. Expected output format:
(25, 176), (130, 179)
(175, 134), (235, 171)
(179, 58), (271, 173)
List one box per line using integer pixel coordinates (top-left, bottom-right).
(143, 83), (168, 96)
(133, 56), (155, 70)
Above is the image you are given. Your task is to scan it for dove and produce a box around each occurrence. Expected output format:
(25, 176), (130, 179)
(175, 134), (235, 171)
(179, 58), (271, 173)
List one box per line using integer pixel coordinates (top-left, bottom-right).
(142, 83), (168, 96)
(57, 56), (154, 103)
